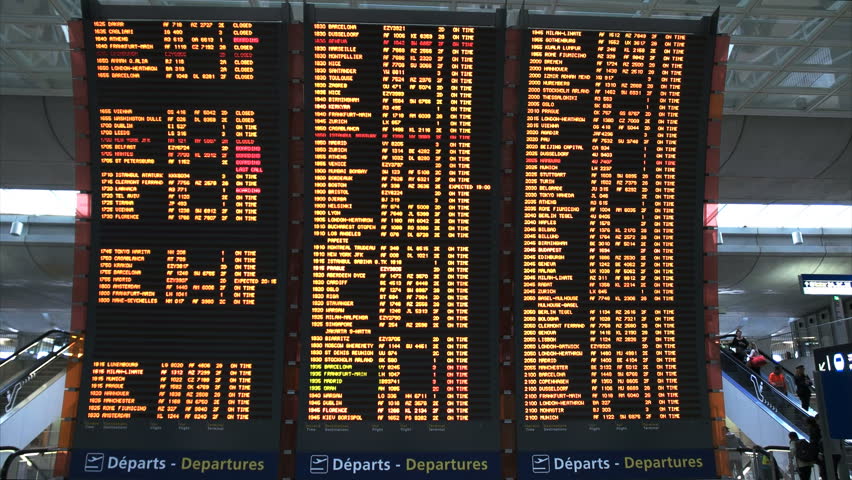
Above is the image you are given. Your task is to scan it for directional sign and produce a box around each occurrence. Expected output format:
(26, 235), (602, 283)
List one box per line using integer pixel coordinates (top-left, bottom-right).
(799, 274), (852, 296)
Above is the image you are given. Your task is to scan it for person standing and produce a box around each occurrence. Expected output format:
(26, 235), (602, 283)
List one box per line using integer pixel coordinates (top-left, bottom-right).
(768, 365), (787, 393)
(794, 365), (813, 411)
(728, 329), (750, 362)
(789, 432), (816, 480)
(807, 416), (827, 480)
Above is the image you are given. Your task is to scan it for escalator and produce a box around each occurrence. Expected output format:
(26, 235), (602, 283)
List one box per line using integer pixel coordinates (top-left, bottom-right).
(722, 347), (852, 479)
(721, 346), (814, 435)
(720, 346), (817, 477)
(0, 331), (75, 448)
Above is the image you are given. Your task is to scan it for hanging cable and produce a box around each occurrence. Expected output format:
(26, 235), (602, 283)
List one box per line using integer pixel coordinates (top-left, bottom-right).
(809, 227), (827, 275)
(720, 115), (747, 171)
(42, 96), (74, 162)
(813, 133), (852, 179)
(20, 219), (60, 281)
(721, 228), (762, 290)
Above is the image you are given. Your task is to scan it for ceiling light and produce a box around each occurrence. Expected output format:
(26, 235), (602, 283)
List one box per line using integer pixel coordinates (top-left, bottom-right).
(9, 220), (24, 236)
(792, 231), (804, 245)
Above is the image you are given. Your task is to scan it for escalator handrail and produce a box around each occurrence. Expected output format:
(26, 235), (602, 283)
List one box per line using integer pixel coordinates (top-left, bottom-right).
(0, 330), (70, 369)
(0, 341), (74, 413)
(762, 446), (791, 452)
(0, 447), (67, 480)
(717, 334), (815, 395)
(0, 448), (18, 480)
(720, 347), (815, 427)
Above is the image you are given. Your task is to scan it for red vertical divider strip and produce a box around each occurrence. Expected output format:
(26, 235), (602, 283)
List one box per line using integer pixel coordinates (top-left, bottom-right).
(282, 22), (305, 480)
(500, 27), (522, 480)
(58, 19), (88, 476)
(706, 33), (729, 479)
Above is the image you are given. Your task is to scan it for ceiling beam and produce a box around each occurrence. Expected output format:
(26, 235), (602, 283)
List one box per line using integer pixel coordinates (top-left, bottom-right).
(640, 0), (661, 18)
(0, 69), (71, 76)
(0, 87), (72, 96)
(46, 0), (73, 21)
(733, 3), (850, 114)
(750, 6), (851, 18)
(718, 244), (852, 256)
(721, 0), (761, 39)
(723, 107), (852, 118)
(725, 86), (848, 95)
(807, 76), (852, 112)
(0, 42), (69, 51)
(726, 63), (850, 73)
(0, 15), (66, 25)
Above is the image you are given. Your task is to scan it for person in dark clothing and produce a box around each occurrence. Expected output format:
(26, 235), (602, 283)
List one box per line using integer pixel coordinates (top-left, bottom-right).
(805, 417), (828, 480)
(789, 432), (816, 480)
(807, 416), (821, 440)
(794, 365), (813, 411)
(727, 329), (749, 362)
(808, 416), (836, 480)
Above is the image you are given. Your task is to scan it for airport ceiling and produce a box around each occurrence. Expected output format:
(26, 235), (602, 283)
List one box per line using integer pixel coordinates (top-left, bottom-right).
(0, 0), (851, 116)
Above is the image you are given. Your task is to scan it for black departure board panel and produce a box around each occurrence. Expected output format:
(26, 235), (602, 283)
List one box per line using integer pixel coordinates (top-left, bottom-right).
(72, 3), (286, 478)
(297, 9), (502, 478)
(514, 17), (716, 480)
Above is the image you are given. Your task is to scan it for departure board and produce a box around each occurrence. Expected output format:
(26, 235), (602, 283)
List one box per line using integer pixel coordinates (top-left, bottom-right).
(72, 3), (286, 478)
(514, 16), (716, 480)
(66, 4), (723, 479)
(297, 9), (502, 479)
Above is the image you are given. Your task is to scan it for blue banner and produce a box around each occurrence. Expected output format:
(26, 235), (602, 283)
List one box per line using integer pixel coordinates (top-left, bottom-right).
(518, 450), (715, 480)
(296, 452), (499, 479)
(70, 450), (277, 479)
